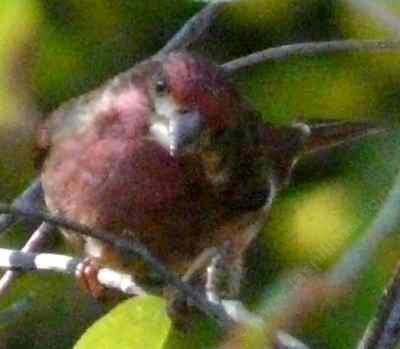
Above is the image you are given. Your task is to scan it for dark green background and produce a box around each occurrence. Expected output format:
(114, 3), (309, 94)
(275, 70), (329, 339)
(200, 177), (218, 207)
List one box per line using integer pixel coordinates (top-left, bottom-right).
(1, 1), (400, 348)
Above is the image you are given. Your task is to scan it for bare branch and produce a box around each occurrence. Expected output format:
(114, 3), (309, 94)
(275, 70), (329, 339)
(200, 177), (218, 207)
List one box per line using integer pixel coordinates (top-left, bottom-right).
(0, 222), (55, 296)
(330, 168), (400, 286)
(0, 203), (235, 330)
(275, 331), (311, 349)
(0, 247), (146, 296)
(347, 0), (400, 37)
(0, 178), (43, 233)
(237, 167), (400, 344)
(220, 300), (264, 328)
(158, 0), (234, 55)
(357, 262), (400, 349)
(0, 241), (309, 348)
(221, 40), (400, 74)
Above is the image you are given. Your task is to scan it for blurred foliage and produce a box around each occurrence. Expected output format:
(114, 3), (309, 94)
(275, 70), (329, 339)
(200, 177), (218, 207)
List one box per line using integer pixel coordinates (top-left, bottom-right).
(75, 296), (222, 349)
(1, 0), (400, 348)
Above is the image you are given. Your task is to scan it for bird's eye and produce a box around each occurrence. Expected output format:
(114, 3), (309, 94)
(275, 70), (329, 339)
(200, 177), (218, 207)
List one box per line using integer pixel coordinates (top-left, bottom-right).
(180, 109), (191, 115)
(214, 129), (226, 138)
(155, 79), (168, 94)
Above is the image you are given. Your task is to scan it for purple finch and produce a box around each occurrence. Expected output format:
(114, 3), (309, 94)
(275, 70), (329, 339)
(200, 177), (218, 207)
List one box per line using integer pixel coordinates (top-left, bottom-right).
(37, 51), (381, 298)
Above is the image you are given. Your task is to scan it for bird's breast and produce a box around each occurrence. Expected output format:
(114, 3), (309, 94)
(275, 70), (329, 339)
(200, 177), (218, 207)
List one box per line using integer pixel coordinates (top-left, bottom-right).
(43, 130), (192, 221)
(42, 131), (226, 273)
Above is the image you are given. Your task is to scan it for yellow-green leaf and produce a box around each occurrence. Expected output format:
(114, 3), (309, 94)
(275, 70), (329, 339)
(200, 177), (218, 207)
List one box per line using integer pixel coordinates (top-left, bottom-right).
(74, 296), (171, 349)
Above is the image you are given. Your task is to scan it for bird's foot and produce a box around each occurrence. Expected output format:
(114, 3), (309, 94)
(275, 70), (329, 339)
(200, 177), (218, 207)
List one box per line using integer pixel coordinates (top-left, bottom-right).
(76, 257), (106, 299)
(166, 247), (220, 330)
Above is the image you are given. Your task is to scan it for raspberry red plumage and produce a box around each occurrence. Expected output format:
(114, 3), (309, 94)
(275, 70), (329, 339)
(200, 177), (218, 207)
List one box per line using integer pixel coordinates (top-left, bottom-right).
(39, 51), (382, 297)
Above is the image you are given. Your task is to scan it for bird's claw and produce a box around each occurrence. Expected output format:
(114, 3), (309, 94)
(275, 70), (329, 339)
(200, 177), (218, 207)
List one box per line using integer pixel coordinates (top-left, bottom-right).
(76, 257), (106, 299)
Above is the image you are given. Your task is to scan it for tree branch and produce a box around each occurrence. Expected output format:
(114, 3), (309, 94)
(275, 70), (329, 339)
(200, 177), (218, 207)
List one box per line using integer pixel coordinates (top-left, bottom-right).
(221, 40), (400, 74)
(0, 241), (309, 348)
(158, 0), (234, 55)
(357, 262), (400, 349)
(329, 166), (400, 287)
(229, 166), (400, 345)
(0, 203), (235, 330)
(0, 247), (146, 296)
(0, 222), (55, 296)
(275, 331), (311, 349)
(0, 178), (43, 233)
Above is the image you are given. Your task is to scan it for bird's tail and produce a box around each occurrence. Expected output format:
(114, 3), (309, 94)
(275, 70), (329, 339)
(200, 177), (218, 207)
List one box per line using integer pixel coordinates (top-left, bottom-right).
(261, 119), (387, 189)
(299, 120), (386, 155)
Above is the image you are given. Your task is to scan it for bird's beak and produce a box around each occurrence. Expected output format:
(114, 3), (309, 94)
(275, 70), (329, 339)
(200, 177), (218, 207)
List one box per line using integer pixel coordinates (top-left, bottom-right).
(168, 110), (204, 156)
(150, 105), (204, 157)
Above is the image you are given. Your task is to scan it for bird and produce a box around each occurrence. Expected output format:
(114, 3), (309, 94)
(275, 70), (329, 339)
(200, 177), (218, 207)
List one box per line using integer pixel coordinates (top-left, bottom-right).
(36, 50), (383, 301)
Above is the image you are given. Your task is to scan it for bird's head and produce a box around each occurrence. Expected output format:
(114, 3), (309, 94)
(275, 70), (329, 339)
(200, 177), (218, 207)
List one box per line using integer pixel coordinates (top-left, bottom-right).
(147, 51), (243, 157)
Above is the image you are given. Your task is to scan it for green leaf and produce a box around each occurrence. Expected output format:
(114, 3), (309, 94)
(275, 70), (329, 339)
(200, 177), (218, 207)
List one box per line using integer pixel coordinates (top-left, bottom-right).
(164, 313), (221, 349)
(74, 295), (223, 349)
(74, 296), (171, 349)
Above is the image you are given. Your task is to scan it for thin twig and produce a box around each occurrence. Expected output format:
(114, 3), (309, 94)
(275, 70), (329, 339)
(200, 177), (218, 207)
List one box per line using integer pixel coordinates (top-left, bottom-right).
(357, 262), (400, 349)
(221, 40), (400, 74)
(275, 331), (311, 349)
(0, 178), (43, 233)
(330, 166), (400, 287)
(0, 222), (55, 296)
(0, 247), (146, 296)
(0, 204), (235, 330)
(228, 166), (400, 345)
(0, 240), (309, 348)
(347, 0), (400, 37)
(158, 0), (233, 55)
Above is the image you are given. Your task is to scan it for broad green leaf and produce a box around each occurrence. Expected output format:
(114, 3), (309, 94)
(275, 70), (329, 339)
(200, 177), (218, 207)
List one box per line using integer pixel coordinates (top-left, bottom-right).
(164, 313), (221, 349)
(74, 296), (171, 349)
(75, 294), (223, 349)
